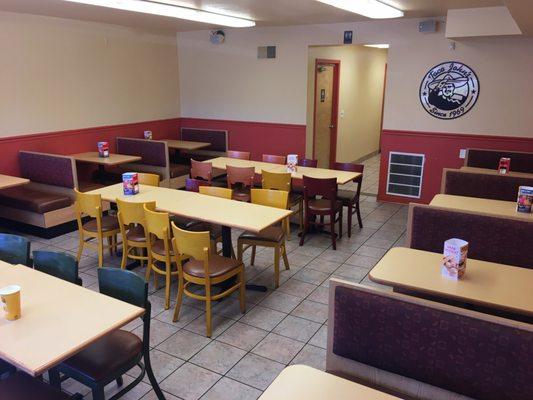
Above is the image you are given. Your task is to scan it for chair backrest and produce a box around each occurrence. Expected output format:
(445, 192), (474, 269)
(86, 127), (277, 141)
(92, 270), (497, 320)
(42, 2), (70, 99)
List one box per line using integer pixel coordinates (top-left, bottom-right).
(186, 178), (211, 192)
(299, 158), (318, 168)
(33, 250), (79, 284)
(199, 186), (232, 199)
(117, 199), (156, 227)
(333, 162), (364, 174)
(98, 267), (148, 312)
(251, 189), (288, 210)
(466, 148), (533, 173)
(227, 150), (251, 160)
(181, 128), (228, 152)
(261, 170), (291, 192)
(74, 188), (102, 219)
(0, 234), (30, 266)
(19, 151), (77, 189)
(190, 159), (213, 182)
(137, 173), (160, 187)
(143, 204), (170, 240)
(171, 222), (211, 263)
(303, 176), (337, 200)
(227, 165), (255, 188)
(262, 154), (286, 164)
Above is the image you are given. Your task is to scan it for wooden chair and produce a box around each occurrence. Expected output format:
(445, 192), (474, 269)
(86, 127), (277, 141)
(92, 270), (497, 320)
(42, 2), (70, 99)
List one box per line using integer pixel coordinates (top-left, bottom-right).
(299, 158), (318, 167)
(74, 189), (120, 268)
(33, 250), (82, 285)
(190, 159), (213, 182)
(333, 162), (364, 236)
(227, 150), (251, 160)
(199, 186), (232, 199)
(143, 204), (178, 309)
(261, 170), (303, 238)
(238, 189), (290, 288)
(299, 176), (343, 250)
(185, 178), (211, 192)
(117, 199), (156, 270)
(137, 172), (160, 187)
(171, 222), (245, 337)
(0, 233), (30, 266)
(49, 268), (163, 400)
(226, 165), (255, 202)
(1, 372), (80, 400)
(262, 154), (286, 164)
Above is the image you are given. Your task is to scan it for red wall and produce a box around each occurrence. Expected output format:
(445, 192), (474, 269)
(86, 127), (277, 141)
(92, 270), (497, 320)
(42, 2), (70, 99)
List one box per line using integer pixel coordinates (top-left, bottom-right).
(378, 129), (533, 204)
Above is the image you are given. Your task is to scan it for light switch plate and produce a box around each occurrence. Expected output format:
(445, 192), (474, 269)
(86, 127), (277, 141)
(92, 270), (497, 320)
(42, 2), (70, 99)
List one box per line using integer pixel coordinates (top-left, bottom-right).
(459, 149), (466, 159)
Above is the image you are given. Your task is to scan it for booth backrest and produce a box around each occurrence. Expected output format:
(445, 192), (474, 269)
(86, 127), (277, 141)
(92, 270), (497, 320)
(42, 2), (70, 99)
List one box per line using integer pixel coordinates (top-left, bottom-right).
(407, 203), (532, 269)
(181, 128), (227, 152)
(466, 148), (533, 173)
(19, 151), (77, 189)
(327, 279), (533, 400)
(442, 168), (533, 201)
(116, 137), (167, 167)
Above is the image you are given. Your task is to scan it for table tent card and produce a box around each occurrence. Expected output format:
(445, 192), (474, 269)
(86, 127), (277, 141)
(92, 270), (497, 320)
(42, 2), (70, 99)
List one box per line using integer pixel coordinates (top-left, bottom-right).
(498, 157), (511, 174)
(97, 141), (109, 158)
(122, 172), (139, 195)
(517, 186), (533, 213)
(442, 238), (469, 280)
(287, 154), (298, 173)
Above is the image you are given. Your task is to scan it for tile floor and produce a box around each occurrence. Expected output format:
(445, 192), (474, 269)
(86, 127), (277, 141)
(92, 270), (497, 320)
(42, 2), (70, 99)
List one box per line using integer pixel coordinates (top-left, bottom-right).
(10, 184), (407, 400)
(360, 153), (381, 196)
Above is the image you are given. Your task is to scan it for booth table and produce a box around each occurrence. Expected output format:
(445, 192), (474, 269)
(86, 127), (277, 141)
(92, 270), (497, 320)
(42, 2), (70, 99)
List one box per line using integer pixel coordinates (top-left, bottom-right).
(71, 152), (142, 183)
(460, 166), (533, 178)
(0, 174), (29, 190)
(163, 139), (210, 151)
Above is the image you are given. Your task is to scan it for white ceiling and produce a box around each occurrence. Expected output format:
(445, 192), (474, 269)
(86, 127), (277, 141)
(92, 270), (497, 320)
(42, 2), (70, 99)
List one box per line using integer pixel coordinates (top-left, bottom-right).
(0, 0), (505, 33)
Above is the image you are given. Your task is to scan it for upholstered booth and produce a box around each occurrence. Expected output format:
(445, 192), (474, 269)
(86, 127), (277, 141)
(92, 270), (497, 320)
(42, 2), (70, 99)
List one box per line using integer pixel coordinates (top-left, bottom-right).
(465, 148), (533, 173)
(441, 168), (533, 201)
(327, 279), (533, 400)
(179, 128), (228, 161)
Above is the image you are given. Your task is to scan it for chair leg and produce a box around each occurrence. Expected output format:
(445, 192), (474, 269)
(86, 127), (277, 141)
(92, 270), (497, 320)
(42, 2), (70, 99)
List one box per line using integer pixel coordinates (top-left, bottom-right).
(299, 213), (308, 246)
(48, 368), (61, 389)
(281, 243), (290, 270)
(144, 259), (152, 282)
(356, 202), (363, 228)
(286, 216), (291, 241)
(237, 241), (243, 263)
(164, 260), (171, 310)
(330, 213), (336, 250)
(97, 236), (104, 268)
(239, 269), (246, 313)
(76, 235), (84, 262)
(116, 376), (123, 386)
(121, 243), (128, 269)
(107, 236), (113, 256)
(250, 245), (256, 266)
(92, 386), (105, 400)
(274, 245), (280, 288)
(173, 275), (184, 322)
(347, 204), (353, 238)
(339, 208), (343, 240)
(298, 199), (304, 233)
(205, 284), (212, 338)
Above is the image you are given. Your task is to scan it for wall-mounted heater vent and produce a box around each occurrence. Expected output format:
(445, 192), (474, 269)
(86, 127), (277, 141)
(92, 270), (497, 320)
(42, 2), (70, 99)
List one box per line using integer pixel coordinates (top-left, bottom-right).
(258, 46), (276, 59)
(386, 152), (425, 198)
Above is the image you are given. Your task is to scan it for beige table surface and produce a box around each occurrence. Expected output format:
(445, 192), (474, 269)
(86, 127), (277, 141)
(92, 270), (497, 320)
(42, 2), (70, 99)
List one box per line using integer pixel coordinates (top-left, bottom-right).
(71, 152), (142, 165)
(0, 262), (144, 376)
(370, 247), (533, 316)
(89, 183), (292, 233)
(260, 365), (400, 400)
(460, 166), (533, 178)
(0, 174), (29, 190)
(207, 157), (281, 174)
(430, 194), (533, 222)
(163, 139), (210, 151)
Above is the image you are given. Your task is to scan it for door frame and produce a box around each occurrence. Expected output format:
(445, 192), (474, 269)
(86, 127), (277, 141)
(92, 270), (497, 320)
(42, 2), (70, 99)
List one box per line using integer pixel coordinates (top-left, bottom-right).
(312, 58), (340, 168)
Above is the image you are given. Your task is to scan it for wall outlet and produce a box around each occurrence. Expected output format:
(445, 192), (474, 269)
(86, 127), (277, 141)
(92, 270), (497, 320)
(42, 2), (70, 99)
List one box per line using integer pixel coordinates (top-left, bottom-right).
(459, 149), (466, 159)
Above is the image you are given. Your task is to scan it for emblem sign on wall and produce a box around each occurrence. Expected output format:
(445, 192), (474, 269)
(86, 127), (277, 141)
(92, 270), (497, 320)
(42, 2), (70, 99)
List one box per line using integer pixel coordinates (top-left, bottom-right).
(419, 61), (479, 120)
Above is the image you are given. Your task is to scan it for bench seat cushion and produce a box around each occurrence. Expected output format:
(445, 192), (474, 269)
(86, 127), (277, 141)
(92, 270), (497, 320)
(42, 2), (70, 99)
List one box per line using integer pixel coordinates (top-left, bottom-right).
(0, 187), (71, 214)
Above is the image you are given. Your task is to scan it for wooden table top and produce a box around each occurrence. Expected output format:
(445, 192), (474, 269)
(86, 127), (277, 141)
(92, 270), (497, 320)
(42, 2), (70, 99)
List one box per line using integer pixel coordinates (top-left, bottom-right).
(207, 157), (360, 184)
(0, 262), (144, 376)
(460, 166), (533, 178)
(369, 247), (533, 316)
(71, 152), (142, 165)
(163, 139), (211, 151)
(89, 183), (292, 233)
(260, 365), (400, 399)
(0, 174), (29, 190)
(430, 194), (533, 222)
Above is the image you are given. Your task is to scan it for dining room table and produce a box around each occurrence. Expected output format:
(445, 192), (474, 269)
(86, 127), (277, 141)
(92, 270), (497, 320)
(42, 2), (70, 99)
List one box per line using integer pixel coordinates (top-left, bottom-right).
(0, 174), (29, 190)
(460, 166), (533, 178)
(71, 151), (142, 184)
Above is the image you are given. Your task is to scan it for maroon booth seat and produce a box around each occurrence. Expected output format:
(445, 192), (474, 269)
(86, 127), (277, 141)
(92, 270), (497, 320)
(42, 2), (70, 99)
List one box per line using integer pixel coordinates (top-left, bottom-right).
(407, 203), (532, 269)
(327, 279), (533, 400)
(179, 128), (228, 161)
(466, 148), (533, 173)
(441, 168), (533, 201)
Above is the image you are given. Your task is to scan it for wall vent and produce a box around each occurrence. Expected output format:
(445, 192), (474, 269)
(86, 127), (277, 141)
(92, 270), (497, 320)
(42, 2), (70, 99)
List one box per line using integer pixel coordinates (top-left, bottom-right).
(386, 152), (425, 198)
(258, 46), (276, 59)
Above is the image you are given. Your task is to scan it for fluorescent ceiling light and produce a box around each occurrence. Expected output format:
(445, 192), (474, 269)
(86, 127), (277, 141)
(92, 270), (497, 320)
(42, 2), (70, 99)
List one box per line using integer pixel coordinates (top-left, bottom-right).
(364, 43), (389, 48)
(315, 0), (403, 19)
(63, 0), (256, 27)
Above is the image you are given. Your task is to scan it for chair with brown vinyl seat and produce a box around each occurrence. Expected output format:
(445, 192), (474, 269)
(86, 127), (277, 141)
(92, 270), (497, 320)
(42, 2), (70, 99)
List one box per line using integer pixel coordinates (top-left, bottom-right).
(171, 222), (245, 337)
(143, 204), (178, 309)
(226, 165), (255, 202)
(74, 189), (120, 268)
(299, 176), (343, 250)
(227, 150), (251, 160)
(117, 199), (156, 270)
(261, 170), (302, 238)
(262, 154), (286, 164)
(298, 158), (318, 168)
(137, 172), (160, 187)
(333, 162), (364, 236)
(238, 189), (290, 288)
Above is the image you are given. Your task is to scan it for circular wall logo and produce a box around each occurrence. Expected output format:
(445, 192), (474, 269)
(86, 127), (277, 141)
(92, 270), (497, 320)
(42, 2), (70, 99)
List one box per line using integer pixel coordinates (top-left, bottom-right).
(419, 61), (479, 120)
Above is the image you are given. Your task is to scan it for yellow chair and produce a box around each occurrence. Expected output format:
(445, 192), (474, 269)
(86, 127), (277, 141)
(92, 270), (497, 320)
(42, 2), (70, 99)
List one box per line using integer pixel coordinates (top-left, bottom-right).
(75, 189), (120, 267)
(137, 172), (160, 187)
(237, 189), (290, 288)
(117, 199), (156, 270)
(143, 204), (178, 309)
(261, 170), (303, 239)
(171, 222), (245, 337)
(198, 186), (232, 199)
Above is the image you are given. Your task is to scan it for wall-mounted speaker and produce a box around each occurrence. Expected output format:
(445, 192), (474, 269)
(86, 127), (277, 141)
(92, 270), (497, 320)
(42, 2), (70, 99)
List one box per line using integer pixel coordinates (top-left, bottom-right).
(419, 20), (437, 33)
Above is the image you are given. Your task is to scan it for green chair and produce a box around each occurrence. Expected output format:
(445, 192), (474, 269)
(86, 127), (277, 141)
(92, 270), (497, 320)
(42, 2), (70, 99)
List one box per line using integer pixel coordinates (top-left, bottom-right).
(0, 371), (82, 399)
(32, 251), (82, 286)
(0, 233), (30, 266)
(49, 268), (164, 400)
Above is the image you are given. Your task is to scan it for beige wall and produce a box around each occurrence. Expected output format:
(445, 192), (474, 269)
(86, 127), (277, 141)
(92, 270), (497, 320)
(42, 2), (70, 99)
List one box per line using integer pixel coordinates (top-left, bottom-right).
(306, 45), (387, 161)
(0, 11), (179, 137)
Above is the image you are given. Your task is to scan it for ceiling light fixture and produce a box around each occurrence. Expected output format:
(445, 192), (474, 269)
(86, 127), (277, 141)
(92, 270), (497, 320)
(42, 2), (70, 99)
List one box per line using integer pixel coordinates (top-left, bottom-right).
(62, 0), (256, 27)
(315, 0), (403, 19)
(364, 44), (390, 48)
